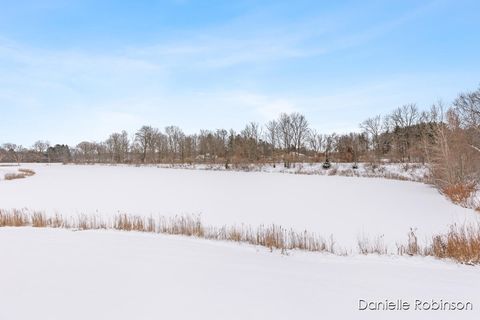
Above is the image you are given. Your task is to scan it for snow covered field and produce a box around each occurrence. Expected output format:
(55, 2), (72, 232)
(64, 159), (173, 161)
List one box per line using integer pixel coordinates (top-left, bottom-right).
(1, 163), (479, 320)
(0, 228), (478, 320)
(0, 163), (476, 250)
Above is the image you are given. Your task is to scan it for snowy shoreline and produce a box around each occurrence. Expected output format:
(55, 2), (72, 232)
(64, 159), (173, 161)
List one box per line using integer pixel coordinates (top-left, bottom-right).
(1, 227), (479, 320)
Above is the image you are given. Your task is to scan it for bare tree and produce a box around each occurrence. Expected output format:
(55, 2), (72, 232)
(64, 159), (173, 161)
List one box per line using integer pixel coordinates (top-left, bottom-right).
(165, 126), (185, 163)
(277, 113), (293, 151)
(154, 131), (168, 163)
(360, 115), (382, 160)
(76, 141), (96, 163)
(32, 140), (50, 154)
(2, 143), (18, 164)
(390, 104), (419, 128)
(214, 129), (228, 159)
(336, 133), (363, 163)
(119, 131), (130, 163)
(428, 101), (479, 190)
(30, 140), (50, 162)
(388, 104), (419, 161)
(106, 133), (121, 163)
(308, 129), (324, 160)
(105, 131), (129, 163)
(276, 113), (294, 167)
(290, 112), (309, 155)
(241, 122), (261, 161)
(324, 134), (336, 162)
(265, 120), (278, 165)
(453, 86), (480, 153)
(135, 126), (158, 163)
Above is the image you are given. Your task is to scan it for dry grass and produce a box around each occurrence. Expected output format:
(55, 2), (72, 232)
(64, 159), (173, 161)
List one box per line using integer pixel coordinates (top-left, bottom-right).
(18, 168), (36, 176)
(206, 224), (332, 253)
(442, 182), (477, 207)
(1, 209), (478, 264)
(0, 209), (335, 255)
(0, 209), (29, 226)
(397, 228), (420, 256)
(358, 234), (388, 255)
(4, 173), (26, 180)
(327, 167), (338, 176)
(428, 224), (480, 264)
(3, 168), (36, 181)
(397, 224), (480, 265)
(290, 166), (425, 182)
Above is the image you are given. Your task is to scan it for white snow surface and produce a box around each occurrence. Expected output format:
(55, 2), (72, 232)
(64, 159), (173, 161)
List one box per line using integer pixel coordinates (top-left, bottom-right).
(0, 227), (478, 320)
(0, 163), (477, 250)
(1, 164), (479, 319)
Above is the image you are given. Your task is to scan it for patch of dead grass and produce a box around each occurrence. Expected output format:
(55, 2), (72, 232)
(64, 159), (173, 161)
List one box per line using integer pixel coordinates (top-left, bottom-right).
(1, 209), (478, 264)
(358, 234), (388, 255)
(442, 182), (477, 207)
(398, 224), (480, 265)
(4, 173), (26, 180)
(3, 168), (36, 181)
(18, 168), (36, 176)
(0, 209), (335, 255)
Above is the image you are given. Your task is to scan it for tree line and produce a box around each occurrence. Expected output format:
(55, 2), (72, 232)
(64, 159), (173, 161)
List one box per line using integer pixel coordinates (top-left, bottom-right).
(1, 86), (479, 189)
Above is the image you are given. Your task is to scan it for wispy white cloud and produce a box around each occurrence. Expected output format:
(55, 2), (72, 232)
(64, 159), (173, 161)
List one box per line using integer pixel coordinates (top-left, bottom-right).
(212, 91), (299, 119)
(125, 1), (440, 70)
(0, 0), (475, 145)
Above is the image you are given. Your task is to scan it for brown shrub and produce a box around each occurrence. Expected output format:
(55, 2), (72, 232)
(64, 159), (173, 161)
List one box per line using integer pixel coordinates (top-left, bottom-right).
(442, 182), (477, 206)
(429, 224), (480, 264)
(398, 224), (480, 265)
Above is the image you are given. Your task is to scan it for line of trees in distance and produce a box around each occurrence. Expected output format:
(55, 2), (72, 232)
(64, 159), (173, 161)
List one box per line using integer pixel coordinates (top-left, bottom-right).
(1, 86), (479, 190)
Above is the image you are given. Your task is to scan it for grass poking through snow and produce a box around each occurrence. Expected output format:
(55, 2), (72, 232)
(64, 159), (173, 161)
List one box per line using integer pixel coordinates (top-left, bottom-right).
(3, 168), (36, 180)
(0, 209), (334, 255)
(0, 209), (478, 264)
(18, 168), (36, 176)
(396, 225), (480, 265)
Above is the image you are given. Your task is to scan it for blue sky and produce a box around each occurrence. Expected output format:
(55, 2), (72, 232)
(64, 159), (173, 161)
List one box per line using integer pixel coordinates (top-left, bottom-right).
(0, 0), (479, 146)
